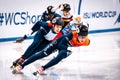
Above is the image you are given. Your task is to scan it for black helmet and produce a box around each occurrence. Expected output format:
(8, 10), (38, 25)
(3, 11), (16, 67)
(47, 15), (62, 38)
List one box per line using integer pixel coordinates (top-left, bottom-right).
(46, 5), (55, 15)
(52, 17), (64, 26)
(77, 22), (89, 36)
(61, 3), (71, 11)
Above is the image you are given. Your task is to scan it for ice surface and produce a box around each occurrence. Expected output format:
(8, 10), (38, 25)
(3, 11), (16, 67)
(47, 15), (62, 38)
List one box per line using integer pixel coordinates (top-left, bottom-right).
(0, 31), (120, 80)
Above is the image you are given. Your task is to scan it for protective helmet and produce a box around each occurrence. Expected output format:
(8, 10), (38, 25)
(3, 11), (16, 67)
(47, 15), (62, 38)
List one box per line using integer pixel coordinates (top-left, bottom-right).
(52, 17), (64, 26)
(46, 5), (55, 15)
(77, 22), (89, 36)
(73, 15), (83, 25)
(61, 3), (71, 11)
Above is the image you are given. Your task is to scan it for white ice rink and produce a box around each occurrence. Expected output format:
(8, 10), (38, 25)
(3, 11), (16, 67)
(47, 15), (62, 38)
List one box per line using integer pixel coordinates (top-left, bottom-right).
(0, 31), (120, 80)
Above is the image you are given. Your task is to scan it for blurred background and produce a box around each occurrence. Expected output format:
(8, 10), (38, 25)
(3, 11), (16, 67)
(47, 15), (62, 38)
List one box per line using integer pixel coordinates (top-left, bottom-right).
(0, 0), (120, 80)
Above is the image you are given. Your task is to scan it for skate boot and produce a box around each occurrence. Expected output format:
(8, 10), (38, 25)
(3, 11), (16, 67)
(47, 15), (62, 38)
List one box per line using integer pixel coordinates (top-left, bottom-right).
(12, 65), (23, 74)
(33, 67), (44, 76)
(10, 57), (24, 69)
(15, 35), (27, 43)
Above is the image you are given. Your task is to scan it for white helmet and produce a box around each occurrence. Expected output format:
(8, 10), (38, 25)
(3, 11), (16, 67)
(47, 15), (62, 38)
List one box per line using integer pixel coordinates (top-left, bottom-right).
(73, 15), (83, 25)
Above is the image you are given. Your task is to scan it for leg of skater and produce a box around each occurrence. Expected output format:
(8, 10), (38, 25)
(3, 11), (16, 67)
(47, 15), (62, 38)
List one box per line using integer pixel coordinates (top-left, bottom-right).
(12, 42), (57, 74)
(33, 49), (72, 76)
(11, 30), (44, 68)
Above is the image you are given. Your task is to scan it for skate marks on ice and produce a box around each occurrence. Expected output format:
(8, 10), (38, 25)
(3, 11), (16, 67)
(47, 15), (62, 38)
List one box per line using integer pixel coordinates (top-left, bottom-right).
(13, 40), (32, 53)
(18, 64), (60, 80)
(35, 72), (60, 80)
(31, 64), (60, 80)
(0, 31), (120, 80)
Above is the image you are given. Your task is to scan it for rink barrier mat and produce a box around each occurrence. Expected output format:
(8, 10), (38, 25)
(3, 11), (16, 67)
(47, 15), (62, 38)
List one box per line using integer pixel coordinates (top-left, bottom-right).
(0, 28), (120, 42)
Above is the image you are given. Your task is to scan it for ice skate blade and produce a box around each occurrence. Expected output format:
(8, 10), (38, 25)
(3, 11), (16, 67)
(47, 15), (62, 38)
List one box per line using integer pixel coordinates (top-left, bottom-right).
(33, 72), (38, 76)
(33, 72), (47, 76)
(39, 73), (47, 75)
(10, 65), (15, 70)
(13, 41), (23, 43)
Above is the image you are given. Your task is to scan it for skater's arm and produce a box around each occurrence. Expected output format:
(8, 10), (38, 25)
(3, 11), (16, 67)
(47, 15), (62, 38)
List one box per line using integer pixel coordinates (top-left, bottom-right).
(58, 32), (72, 50)
(39, 21), (52, 28)
(54, 13), (61, 17)
(40, 12), (47, 21)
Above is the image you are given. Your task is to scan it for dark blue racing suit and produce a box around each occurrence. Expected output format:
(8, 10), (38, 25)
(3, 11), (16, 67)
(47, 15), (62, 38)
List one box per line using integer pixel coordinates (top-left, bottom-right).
(20, 35), (69, 69)
(22, 21), (62, 60)
(20, 30), (90, 70)
(31, 11), (61, 34)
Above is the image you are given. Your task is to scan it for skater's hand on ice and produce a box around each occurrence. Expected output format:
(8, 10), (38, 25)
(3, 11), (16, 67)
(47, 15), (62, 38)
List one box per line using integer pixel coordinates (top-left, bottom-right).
(67, 47), (72, 50)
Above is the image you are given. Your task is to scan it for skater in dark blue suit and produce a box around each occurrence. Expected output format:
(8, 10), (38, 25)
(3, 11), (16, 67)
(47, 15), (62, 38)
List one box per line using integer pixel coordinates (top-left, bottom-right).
(15, 5), (61, 43)
(11, 17), (64, 69)
(12, 19), (90, 75)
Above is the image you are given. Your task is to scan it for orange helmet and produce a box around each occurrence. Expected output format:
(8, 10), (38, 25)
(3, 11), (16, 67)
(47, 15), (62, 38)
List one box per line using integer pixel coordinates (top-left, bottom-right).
(73, 15), (83, 25)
